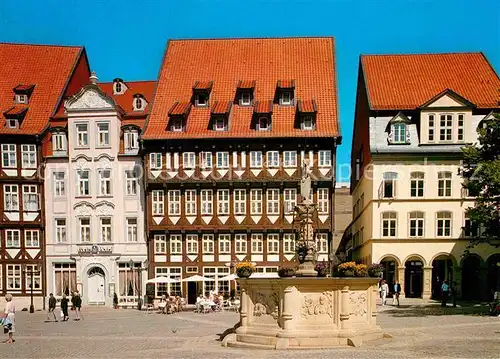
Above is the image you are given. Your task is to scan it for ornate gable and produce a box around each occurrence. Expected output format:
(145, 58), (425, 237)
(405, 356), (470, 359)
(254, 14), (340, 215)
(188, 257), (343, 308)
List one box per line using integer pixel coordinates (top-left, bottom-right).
(65, 85), (116, 111)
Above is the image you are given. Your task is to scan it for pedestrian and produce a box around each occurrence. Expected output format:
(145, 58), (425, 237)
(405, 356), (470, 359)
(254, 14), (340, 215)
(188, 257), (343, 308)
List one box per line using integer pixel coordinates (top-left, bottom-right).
(45, 293), (58, 322)
(60, 294), (69, 321)
(450, 281), (458, 308)
(2, 294), (15, 344)
(380, 280), (389, 306)
(72, 290), (82, 320)
(393, 280), (401, 307)
(441, 280), (450, 307)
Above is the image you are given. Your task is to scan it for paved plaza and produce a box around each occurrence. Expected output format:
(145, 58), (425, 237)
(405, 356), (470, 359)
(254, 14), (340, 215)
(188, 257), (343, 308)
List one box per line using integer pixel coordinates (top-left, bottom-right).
(2, 302), (499, 359)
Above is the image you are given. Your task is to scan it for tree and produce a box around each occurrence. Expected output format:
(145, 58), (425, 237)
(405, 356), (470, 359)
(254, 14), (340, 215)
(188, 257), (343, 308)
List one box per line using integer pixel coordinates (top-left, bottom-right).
(461, 114), (500, 248)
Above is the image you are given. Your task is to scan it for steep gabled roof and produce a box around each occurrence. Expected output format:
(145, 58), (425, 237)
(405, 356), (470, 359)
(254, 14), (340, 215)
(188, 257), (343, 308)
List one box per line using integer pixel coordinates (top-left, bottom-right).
(0, 43), (84, 134)
(361, 52), (500, 110)
(143, 37), (339, 139)
(99, 80), (156, 116)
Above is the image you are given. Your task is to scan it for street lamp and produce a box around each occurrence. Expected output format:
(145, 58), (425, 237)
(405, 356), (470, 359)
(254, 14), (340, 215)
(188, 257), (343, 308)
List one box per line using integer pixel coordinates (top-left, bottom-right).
(129, 259), (148, 310)
(24, 264), (40, 313)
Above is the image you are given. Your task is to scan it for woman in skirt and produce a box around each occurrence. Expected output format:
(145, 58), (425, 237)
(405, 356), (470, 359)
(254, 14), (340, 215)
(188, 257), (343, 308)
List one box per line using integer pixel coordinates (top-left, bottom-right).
(2, 294), (15, 343)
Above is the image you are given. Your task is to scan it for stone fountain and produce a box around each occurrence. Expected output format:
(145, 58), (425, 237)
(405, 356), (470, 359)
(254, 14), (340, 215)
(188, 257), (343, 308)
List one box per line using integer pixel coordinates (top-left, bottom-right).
(222, 159), (383, 349)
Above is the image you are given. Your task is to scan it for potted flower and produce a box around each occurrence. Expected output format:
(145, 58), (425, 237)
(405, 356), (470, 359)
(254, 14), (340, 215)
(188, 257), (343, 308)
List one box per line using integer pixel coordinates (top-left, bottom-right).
(278, 264), (297, 278)
(236, 262), (255, 278)
(355, 264), (368, 277)
(338, 261), (357, 277)
(314, 262), (328, 277)
(368, 263), (384, 278)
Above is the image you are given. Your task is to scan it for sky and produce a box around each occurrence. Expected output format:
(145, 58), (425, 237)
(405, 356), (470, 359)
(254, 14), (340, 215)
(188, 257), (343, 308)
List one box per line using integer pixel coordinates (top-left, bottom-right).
(1, 0), (499, 182)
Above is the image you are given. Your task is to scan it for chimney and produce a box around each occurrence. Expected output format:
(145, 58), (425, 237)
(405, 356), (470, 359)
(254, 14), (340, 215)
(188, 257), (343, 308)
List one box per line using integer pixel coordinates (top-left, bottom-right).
(89, 71), (98, 85)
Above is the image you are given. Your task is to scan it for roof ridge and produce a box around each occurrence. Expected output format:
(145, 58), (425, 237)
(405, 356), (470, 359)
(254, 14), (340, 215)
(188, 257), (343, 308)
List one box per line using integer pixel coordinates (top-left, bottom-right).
(168, 36), (334, 42)
(100, 80), (156, 84)
(0, 42), (83, 49)
(360, 51), (483, 57)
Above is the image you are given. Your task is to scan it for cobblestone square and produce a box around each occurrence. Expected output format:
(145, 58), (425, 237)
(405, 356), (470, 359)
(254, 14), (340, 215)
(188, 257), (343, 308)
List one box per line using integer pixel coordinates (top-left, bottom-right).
(1, 302), (499, 359)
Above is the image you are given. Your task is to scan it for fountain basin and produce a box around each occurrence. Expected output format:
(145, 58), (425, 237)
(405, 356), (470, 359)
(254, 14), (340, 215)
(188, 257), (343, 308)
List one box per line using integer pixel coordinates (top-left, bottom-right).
(222, 277), (383, 349)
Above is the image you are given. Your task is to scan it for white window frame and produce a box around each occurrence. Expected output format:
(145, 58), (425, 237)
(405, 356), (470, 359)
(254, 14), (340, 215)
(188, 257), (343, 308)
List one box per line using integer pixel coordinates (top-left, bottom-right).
(152, 190), (165, 215)
(250, 189), (262, 215)
(195, 93), (208, 107)
(235, 234), (247, 254)
(98, 169), (112, 196)
(171, 118), (183, 132)
(458, 114), (465, 142)
(438, 172), (452, 197)
(318, 150), (331, 167)
(79, 217), (91, 243)
(125, 170), (138, 196)
(133, 97), (144, 111)
(302, 116), (314, 130)
(202, 234), (214, 254)
(234, 189), (246, 215)
(267, 233), (279, 254)
(410, 172), (424, 198)
(77, 170), (90, 196)
(4, 184), (19, 211)
(170, 234), (182, 254)
(97, 122), (110, 147)
(53, 132), (67, 153)
(2, 144), (16, 168)
(283, 233), (295, 254)
(266, 188), (280, 215)
(21, 144), (37, 168)
(283, 188), (297, 213)
(25, 264), (41, 292)
(99, 217), (112, 243)
(250, 151), (263, 168)
(22, 184), (39, 211)
(251, 233), (263, 253)
(280, 91), (291, 105)
(6, 119), (18, 129)
(257, 117), (270, 131)
(7, 264), (22, 290)
(154, 234), (167, 254)
(439, 114), (453, 141)
(409, 211), (425, 238)
(382, 172), (397, 199)
(76, 123), (89, 147)
(392, 123), (406, 143)
(150, 153), (163, 170)
(266, 151), (279, 168)
(200, 152), (212, 169)
(240, 92), (251, 106)
(382, 212), (397, 238)
(216, 152), (229, 169)
(183, 152), (196, 169)
(16, 94), (28, 104)
(436, 212), (452, 237)
(168, 190), (181, 215)
(283, 151), (297, 168)
(126, 218), (138, 242)
(200, 189), (213, 215)
(185, 190), (197, 216)
(218, 234), (231, 254)
(54, 172), (66, 197)
(124, 130), (139, 152)
(214, 117), (226, 131)
(316, 233), (328, 254)
(428, 114), (435, 142)
(55, 218), (67, 243)
(317, 188), (329, 214)
(217, 189), (229, 215)
(6, 229), (20, 248)
(186, 234), (199, 254)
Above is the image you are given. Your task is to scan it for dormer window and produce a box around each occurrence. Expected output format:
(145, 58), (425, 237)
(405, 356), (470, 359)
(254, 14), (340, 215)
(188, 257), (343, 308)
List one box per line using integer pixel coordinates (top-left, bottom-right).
(392, 123), (406, 143)
(192, 81), (213, 107)
(280, 91), (291, 105)
(13, 84), (34, 105)
(253, 101), (273, 131)
(133, 95), (146, 111)
(257, 117), (270, 131)
(167, 102), (191, 132)
(296, 99), (317, 130)
(240, 92), (252, 106)
(15, 94), (28, 104)
(387, 112), (411, 144)
(302, 116), (314, 130)
(124, 129), (139, 153)
(214, 117), (226, 131)
(236, 80), (255, 106)
(276, 80), (295, 106)
(172, 118), (184, 132)
(113, 78), (127, 95)
(3, 106), (28, 129)
(195, 93), (208, 107)
(52, 131), (67, 155)
(7, 119), (18, 129)
(210, 101), (231, 132)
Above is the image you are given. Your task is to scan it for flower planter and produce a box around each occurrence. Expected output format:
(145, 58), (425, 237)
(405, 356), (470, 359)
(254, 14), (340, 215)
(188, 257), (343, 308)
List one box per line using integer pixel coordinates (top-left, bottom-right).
(343, 270), (355, 277)
(278, 269), (296, 278)
(237, 268), (254, 278)
(316, 270), (327, 277)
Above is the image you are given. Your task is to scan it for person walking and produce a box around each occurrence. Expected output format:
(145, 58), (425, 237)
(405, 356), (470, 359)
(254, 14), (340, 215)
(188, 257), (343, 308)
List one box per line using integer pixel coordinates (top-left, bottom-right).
(60, 294), (69, 321)
(380, 280), (389, 306)
(393, 280), (401, 307)
(72, 290), (82, 320)
(2, 294), (15, 344)
(441, 280), (450, 307)
(45, 293), (58, 322)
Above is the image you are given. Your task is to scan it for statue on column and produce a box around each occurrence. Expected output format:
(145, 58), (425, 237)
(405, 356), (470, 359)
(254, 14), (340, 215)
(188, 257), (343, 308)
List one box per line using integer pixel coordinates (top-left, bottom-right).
(300, 158), (312, 204)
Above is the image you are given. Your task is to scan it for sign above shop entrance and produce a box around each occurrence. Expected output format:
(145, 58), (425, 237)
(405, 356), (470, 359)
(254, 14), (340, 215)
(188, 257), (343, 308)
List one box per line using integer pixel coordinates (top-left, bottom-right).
(78, 245), (113, 256)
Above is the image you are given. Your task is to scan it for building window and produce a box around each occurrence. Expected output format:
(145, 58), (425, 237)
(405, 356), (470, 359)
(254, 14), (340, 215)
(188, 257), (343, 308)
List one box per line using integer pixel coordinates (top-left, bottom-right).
(214, 117), (226, 131)
(54, 172), (66, 197)
(55, 219), (67, 243)
(79, 217), (91, 243)
(114, 82), (123, 94)
(7, 265), (22, 290)
(464, 216), (479, 237)
(382, 172), (397, 198)
(100, 217), (112, 242)
(77, 170), (90, 196)
(318, 150), (331, 167)
(23, 185), (38, 211)
(134, 97), (144, 111)
(200, 152), (212, 169)
(117, 262), (139, 298)
(428, 114), (435, 141)
(266, 151), (279, 168)
(410, 172), (424, 197)
(124, 130), (139, 152)
(98, 169), (112, 196)
(186, 234), (198, 254)
(154, 235), (167, 254)
(200, 189), (213, 215)
(155, 267), (182, 297)
(126, 218), (138, 242)
(2, 144), (16, 168)
(267, 234), (279, 254)
(54, 263), (77, 296)
(202, 267), (230, 294)
(392, 123), (406, 143)
(16, 94), (28, 104)
(6, 119), (18, 129)
(250, 189), (262, 215)
(152, 190), (165, 215)
(251, 234), (263, 253)
(234, 189), (246, 215)
(382, 212), (397, 237)
(53, 132), (67, 153)
(437, 212), (452, 237)
(170, 234), (182, 254)
(97, 123), (110, 147)
(283, 233), (295, 253)
(150, 153), (163, 170)
(283, 151), (297, 168)
(438, 172), (452, 197)
(21, 144), (36, 168)
(439, 114), (453, 141)
(283, 188), (297, 213)
(26, 265), (41, 291)
(4, 185), (19, 211)
(6, 230), (20, 248)
(458, 114), (464, 141)
(217, 189), (229, 215)
(409, 211), (425, 237)
(195, 93), (208, 107)
(316, 233), (328, 253)
(240, 92), (251, 106)
(317, 188), (329, 214)
(203, 234), (214, 254)
(280, 91), (291, 105)
(185, 190), (197, 216)
(168, 190), (181, 215)
(235, 234), (247, 254)
(76, 123), (88, 147)
(267, 188), (280, 215)
(216, 152), (229, 169)
(218, 234), (231, 254)
(171, 118), (183, 132)
(183, 152), (196, 169)
(257, 117), (270, 131)
(301, 116), (314, 130)
(250, 151), (262, 168)
(125, 170), (138, 196)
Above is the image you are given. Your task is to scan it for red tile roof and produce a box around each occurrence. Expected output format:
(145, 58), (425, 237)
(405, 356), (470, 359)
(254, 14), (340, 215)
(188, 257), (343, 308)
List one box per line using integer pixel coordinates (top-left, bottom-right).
(4, 105), (28, 117)
(169, 101), (191, 116)
(211, 100), (232, 114)
(297, 99), (317, 113)
(361, 52), (500, 110)
(143, 37), (339, 139)
(13, 84), (35, 93)
(99, 80), (156, 116)
(254, 100), (273, 114)
(237, 80), (256, 89)
(193, 80), (213, 90)
(277, 80), (296, 89)
(0, 43), (83, 134)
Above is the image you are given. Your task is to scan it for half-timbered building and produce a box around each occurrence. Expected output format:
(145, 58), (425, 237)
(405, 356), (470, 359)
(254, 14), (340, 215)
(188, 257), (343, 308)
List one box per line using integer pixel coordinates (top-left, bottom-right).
(142, 37), (341, 304)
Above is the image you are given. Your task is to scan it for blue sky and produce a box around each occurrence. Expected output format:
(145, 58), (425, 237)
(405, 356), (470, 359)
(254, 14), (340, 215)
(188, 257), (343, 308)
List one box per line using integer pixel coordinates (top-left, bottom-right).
(1, 0), (499, 181)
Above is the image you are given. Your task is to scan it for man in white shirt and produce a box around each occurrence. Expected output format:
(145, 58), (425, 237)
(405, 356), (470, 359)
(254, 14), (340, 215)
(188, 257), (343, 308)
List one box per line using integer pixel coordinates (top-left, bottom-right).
(380, 280), (389, 306)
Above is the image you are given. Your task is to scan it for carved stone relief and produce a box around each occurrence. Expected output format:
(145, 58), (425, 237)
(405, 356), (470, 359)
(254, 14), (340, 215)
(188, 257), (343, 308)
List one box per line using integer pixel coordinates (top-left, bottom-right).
(74, 204), (92, 216)
(349, 291), (367, 316)
(66, 88), (114, 110)
(95, 204), (113, 216)
(253, 292), (279, 320)
(301, 291), (333, 319)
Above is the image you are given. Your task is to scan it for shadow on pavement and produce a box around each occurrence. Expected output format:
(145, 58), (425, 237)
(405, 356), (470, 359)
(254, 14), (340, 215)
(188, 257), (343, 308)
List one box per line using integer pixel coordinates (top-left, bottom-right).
(382, 303), (491, 317)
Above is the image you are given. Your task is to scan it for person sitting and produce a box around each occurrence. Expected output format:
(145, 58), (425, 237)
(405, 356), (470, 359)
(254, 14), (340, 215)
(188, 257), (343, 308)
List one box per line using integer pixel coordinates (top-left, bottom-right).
(195, 294), (203, 313)
(158, 295), (167, 314)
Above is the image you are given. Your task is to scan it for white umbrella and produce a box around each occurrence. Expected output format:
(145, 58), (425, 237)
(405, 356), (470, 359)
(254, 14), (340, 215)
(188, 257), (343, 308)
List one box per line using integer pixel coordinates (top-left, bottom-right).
(146, 276), (179, 284)
(181, 274), (215, 282)
(249, 272), (280, 279)
(219, 274), (238, 281)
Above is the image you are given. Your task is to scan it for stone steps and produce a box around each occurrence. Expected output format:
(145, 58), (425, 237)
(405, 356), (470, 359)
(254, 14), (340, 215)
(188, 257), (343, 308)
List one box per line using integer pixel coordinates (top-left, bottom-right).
(236, 333), (277, 346)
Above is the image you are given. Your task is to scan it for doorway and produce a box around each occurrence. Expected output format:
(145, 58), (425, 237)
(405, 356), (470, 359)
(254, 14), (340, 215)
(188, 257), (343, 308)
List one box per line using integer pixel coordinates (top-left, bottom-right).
(87, 267), (106, 304)
(405, 260), (423, 298)
(462, 256), (481, 300)
(487, 254), (500, 299)
(187, 282), (198, 304)
(432, 257), (453, 299)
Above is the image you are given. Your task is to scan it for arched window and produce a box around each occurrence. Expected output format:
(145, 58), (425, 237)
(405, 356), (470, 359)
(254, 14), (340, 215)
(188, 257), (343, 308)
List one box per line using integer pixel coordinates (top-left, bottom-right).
(382, 212), (397, 237)
(436, 211), (452, 237)
(134, 97), (143, 110)
(438, 171), (452, 197)
(114, 82), (122, 94)
(410, 172), (424, 197)
(409, 211), (425, 237)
